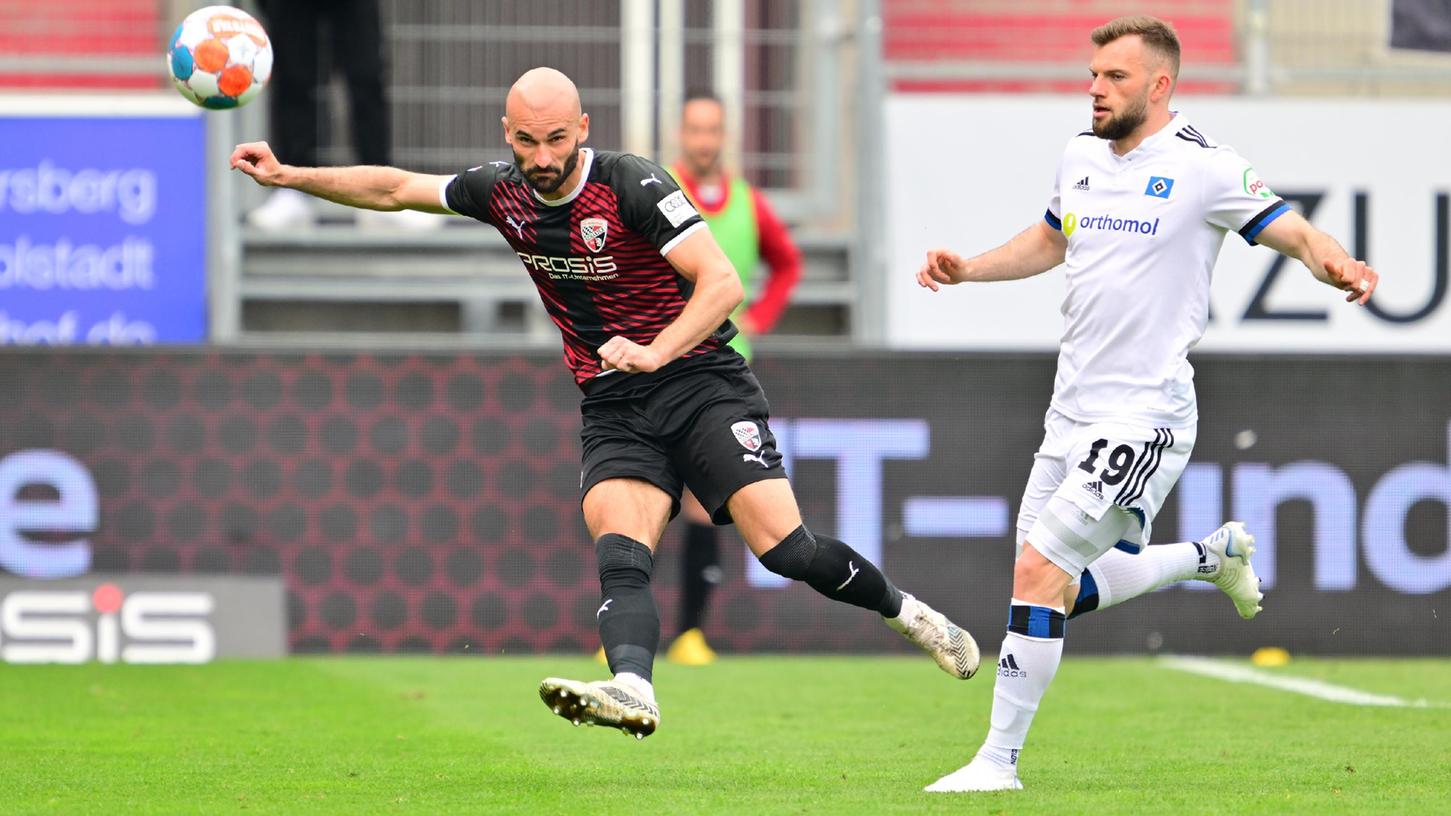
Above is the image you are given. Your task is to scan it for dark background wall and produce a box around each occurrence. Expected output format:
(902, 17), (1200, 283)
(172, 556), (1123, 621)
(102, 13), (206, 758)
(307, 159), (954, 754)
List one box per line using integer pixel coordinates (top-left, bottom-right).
(0, 350), (1446, 655)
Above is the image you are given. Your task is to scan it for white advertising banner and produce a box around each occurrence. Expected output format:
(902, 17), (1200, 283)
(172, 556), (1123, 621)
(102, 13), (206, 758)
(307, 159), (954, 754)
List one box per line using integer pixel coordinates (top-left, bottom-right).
(884, 95), (1451, 352)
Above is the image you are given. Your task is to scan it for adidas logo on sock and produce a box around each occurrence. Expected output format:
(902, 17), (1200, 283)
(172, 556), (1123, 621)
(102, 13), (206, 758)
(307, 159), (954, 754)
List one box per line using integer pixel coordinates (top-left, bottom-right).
(997, 653), (1026, 678)
(1073, 176), (1090, 191)
(1082, 479), (1104, 500)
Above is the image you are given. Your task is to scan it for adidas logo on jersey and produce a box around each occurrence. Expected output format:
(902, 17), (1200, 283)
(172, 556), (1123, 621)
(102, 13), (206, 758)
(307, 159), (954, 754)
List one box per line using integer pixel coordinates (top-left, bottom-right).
(1082, 479), (1104, 501)
(1073, 176), (1091, 191)
(998, 654), (1026, 678)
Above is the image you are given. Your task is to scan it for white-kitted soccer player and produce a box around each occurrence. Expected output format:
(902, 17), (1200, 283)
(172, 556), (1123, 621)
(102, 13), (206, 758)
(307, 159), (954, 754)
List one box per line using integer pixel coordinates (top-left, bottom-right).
(915, 15), (1379, 792)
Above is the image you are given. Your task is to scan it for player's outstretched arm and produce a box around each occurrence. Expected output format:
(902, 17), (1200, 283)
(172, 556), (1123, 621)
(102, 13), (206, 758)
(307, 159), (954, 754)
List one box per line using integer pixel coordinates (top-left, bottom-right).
(229, 141), (453, 214)
(917, 220), (1067, 292)
(1254, 210), (1379, 305)
(597, 228), (744, 374)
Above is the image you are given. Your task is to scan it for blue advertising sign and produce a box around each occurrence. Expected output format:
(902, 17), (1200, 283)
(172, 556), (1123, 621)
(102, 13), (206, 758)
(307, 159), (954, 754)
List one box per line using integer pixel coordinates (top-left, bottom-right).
(0, 113), (207, 344)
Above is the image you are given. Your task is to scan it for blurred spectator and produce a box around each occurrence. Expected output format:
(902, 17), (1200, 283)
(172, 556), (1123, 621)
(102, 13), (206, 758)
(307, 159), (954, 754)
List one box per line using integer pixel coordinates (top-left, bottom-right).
(248, 0), (437, 230)
(664, 90), (803, 666)
(1391, 0), (1451, 53)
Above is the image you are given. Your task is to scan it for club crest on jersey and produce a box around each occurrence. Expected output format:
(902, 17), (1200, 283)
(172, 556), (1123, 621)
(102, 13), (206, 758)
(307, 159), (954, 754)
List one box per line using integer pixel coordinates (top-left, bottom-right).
(1144, 176), (1175, 199)
(731, 421), (762, 452)
(580, 218), (608, 253)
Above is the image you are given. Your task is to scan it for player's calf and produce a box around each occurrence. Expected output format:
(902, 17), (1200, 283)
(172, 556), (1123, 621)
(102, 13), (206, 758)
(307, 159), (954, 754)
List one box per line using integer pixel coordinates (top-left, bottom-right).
(595, 534), (660, 682)
(758, 524), (978, 679)
(758, 524), (903, 615)
(1063, 522), (1263, 620)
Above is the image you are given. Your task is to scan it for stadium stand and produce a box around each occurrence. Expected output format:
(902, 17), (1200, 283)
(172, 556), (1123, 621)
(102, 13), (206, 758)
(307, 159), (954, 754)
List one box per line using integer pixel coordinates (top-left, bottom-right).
(0, 0), (174, 89)
(883, 0), (1240, 93)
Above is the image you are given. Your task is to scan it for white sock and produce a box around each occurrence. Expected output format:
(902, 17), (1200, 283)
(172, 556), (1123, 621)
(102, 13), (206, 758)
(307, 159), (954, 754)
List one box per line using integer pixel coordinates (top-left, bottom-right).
(614, 671), (655, 702)
(979, 601), (1065, 769)
(1084, 542), (1218, 611)
(885, 592), (918, 631)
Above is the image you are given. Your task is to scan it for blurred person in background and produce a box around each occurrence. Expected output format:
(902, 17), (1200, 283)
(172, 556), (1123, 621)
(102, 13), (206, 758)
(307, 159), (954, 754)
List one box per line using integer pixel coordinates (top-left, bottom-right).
(658, 91), (805, 666)
(247, 0), (436, 231)
(915, 15), (1378, 793)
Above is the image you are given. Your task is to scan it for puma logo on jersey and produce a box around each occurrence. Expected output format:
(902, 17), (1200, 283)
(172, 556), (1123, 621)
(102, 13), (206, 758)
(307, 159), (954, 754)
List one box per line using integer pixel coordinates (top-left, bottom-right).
(836, 561), (861, 591)
(640, 173), (663, 186)
(1073, 176), (1090, 191)
(741, 452), (768, 468)
(505, 215), (528, 239)
(597, 599), (613, 618)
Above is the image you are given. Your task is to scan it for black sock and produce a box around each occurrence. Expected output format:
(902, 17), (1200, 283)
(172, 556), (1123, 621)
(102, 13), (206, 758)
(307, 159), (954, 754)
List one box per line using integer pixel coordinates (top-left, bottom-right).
(758, 525), (903, 618)
(679, 521), (720, 633)
(595, 534), (660, 682)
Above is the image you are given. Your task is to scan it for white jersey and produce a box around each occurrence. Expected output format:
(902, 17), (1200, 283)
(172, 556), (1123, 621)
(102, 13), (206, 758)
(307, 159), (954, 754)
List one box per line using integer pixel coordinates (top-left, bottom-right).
(1043, 113), (1289, 428)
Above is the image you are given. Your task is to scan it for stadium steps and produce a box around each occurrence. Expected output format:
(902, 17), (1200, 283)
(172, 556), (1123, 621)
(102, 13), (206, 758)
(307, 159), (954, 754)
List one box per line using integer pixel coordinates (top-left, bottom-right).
(236, 225), (855, 345)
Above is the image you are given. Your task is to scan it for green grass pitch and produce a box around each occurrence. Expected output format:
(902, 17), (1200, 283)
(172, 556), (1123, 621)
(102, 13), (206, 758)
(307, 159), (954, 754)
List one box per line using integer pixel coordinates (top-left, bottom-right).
(1, 656), (1447, 814)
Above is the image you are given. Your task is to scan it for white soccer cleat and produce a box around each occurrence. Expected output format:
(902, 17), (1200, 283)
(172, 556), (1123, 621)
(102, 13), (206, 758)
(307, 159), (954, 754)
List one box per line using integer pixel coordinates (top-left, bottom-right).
(887, 593), (980, 679)
(1201, 521), (1263, 620)
(924, 756), (1024, 793)
(538, 676), (660, 739)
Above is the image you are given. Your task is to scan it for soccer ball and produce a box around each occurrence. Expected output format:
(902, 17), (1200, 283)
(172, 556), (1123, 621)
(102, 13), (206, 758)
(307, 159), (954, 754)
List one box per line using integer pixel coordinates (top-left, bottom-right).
(167, 6), (273, 109)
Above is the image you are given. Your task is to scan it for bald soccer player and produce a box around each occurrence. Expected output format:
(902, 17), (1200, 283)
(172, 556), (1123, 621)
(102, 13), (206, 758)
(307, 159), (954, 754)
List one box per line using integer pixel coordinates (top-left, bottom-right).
(231, 67), (980, 740)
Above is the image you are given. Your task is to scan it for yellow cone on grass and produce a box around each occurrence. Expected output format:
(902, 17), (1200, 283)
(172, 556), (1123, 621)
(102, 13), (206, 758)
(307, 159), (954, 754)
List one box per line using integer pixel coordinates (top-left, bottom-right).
(1251, 646), (1291, 667)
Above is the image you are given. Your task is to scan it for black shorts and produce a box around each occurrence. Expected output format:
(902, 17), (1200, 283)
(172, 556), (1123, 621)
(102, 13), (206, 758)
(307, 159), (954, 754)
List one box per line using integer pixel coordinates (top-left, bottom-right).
(579, 357), (787, 524)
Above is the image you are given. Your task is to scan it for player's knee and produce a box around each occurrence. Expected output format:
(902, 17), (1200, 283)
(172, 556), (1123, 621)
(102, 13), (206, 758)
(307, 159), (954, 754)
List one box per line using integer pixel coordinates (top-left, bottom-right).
(1012, 543), (1048, 582)
(595, 533), (654, 586)
(756, 524), (816, 580)
(1013, 542), (1068, 597)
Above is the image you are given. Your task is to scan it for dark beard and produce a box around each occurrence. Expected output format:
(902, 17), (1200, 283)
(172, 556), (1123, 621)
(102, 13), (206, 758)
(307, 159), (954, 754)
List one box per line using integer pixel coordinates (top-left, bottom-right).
(517, 143), (581, 194)
(1092, 94), (1148, 141)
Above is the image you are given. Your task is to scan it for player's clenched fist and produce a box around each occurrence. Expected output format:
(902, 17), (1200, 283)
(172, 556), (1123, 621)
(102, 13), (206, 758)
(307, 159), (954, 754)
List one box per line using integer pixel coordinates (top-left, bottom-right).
(230, 141), (285, 186)
(1322, 257), (1379, 305)
(598, 336), (664, 374)
(917, 249), (966, 292)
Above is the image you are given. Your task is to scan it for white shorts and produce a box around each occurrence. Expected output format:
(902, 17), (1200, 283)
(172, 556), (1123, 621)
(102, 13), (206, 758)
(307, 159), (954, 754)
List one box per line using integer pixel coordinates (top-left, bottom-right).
(1015, 408), (1196, 576)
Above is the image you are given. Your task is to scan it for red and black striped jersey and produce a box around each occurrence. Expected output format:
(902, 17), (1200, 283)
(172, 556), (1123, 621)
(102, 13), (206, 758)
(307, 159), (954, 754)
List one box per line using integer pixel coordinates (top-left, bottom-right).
(441, 148), (739, 395)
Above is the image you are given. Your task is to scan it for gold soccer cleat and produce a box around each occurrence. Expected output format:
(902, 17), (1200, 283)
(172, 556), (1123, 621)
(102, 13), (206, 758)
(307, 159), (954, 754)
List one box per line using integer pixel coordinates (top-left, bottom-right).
(539, 676), (660, 740)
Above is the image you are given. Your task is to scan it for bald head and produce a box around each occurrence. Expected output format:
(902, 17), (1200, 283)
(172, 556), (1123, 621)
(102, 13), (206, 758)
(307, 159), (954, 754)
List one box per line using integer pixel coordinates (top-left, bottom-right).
(502, 67), (590, 198)
(506, 67), (582, 122)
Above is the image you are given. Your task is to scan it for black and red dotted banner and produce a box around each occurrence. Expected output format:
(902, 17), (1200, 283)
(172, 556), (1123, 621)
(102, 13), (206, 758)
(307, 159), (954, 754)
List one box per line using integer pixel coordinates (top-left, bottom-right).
(1, 350), (1447, 655)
